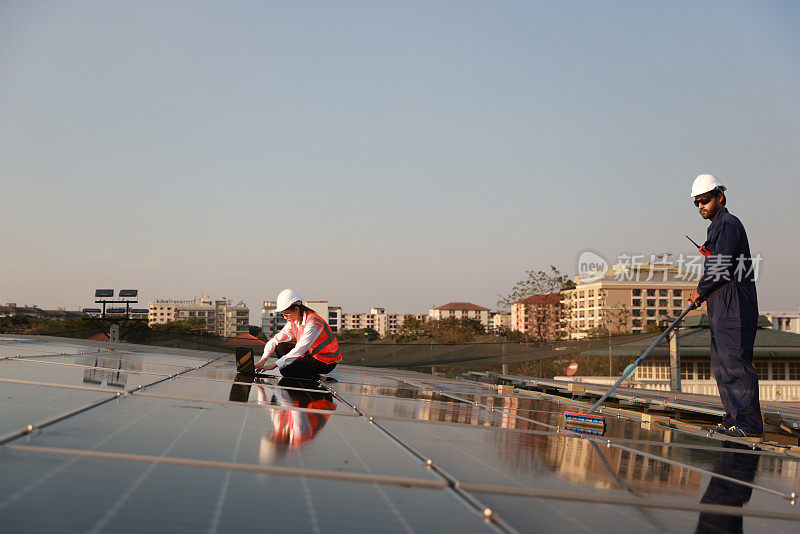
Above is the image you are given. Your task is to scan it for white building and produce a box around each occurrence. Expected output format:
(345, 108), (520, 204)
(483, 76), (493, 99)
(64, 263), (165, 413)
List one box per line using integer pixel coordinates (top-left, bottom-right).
(489, 311), (511, 333)
(429, 302), (490, 330)
(306, 301), (342, 334)
(148, 297), (249, 337)
(763, 308), (800, 334)
(342, 308), (427, 337)
(344, 307), (387, 335)
(261, 300), (342, 338)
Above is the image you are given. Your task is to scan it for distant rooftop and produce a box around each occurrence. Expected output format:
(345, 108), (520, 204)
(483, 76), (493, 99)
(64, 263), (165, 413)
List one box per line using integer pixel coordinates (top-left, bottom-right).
(511, 293), (562, 306)
(583, 314), (800, 358)
(432, 302), (490, 311)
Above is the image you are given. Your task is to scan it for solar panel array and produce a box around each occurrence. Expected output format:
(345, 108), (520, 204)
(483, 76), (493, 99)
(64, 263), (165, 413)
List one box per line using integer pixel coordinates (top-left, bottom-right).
(1, 336), (799, 533)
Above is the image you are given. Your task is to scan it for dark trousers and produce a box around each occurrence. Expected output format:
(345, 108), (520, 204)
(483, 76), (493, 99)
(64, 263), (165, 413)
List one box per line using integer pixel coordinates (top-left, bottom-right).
(695, 442), (759, 534)
(274, 342), (336, 380)
(708, 287), (762, 434)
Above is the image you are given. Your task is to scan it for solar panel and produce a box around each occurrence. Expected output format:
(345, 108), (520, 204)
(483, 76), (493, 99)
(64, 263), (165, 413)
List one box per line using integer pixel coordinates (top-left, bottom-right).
(1, 335), (799, 532)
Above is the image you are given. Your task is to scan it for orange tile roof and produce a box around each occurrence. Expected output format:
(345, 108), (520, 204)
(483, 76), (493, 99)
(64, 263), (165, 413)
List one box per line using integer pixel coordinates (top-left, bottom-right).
(433, 302), (489, 311)
(511, 293), (562, 305)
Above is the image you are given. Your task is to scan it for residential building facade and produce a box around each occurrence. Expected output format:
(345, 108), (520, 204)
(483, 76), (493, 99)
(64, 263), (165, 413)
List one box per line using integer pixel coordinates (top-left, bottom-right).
(763, 309), (800, 335)
(341, 309), (427, 337)
(344, 308), (388, 335)
(148, 297), (249, 337)
(561, 262), (699, 337)
(429, 302), (490, 330)
(571, 315), (800, 401)
(489, 311), (511, 333)
(509, 293), (562, 340)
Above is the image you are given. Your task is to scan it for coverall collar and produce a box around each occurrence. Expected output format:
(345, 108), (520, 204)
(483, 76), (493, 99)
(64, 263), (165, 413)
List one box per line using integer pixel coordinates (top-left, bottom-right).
(709, 206), (729, 225)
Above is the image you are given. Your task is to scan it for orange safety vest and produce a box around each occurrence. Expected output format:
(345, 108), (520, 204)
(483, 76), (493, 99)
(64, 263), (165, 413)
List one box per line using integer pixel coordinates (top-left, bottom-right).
(271, 397), (336, 446)
(289, 311), (342, 364)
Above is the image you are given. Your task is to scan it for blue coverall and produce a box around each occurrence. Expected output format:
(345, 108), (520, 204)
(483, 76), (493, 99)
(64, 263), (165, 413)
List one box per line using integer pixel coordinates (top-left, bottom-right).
(696, 207), (762, 434)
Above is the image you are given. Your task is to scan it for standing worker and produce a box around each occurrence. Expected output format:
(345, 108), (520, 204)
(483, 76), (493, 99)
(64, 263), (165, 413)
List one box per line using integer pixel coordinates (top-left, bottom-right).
(687, 174), (763, 440)
(255, 289), (341, 381)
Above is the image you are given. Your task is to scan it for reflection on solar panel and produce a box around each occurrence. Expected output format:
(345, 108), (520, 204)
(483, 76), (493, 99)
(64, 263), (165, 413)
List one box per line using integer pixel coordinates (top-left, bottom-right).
(1, 335), (800, 533)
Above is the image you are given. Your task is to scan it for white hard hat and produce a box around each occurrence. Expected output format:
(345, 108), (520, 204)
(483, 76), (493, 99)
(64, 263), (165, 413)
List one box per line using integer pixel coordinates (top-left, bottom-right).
(691, 174), (726, 197)
(275, 289), (303, 312)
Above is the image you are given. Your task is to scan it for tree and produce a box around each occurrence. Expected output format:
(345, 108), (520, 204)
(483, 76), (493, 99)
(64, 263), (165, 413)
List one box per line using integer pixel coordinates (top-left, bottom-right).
(248, 325), (263, 337)
(645, 321), (663, 333)
(606, 304), (631, 335)
(498, 266), (571, 341)
(428, 317), (484, 344)
(337, 328), (380, 342)
(151, 318), (209, 334)
(393, 315), (427, 343)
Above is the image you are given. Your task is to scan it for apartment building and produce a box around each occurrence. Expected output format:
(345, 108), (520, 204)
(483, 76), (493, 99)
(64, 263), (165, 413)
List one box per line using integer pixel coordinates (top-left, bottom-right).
(763, 309), (800, 334)
(261, 300), (342, 338)
(509, 294), (562, 340)
(341, 309), (427, 337)
(561, 262), (699, 337)
(429, 302), (490, 330)
(344, 307), (388, 335)
(148, 297), (249, 337)
(489, 311), (511, 333)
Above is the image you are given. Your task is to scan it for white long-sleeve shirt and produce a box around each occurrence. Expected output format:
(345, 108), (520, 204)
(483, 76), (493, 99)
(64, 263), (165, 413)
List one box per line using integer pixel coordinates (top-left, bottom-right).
(262, 312), (323, 369)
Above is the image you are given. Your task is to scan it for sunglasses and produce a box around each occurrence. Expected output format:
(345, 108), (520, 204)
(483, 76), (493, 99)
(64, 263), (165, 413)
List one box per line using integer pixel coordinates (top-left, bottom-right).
(693, 194), (717, 207)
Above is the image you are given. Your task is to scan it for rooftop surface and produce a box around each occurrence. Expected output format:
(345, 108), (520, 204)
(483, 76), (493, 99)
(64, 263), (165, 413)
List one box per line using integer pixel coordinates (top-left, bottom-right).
(582, 319), (800, 358)
(1, 336), (799, 533)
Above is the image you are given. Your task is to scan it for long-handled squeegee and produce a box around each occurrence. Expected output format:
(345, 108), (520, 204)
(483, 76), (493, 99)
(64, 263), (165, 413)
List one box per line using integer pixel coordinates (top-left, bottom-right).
(564, 301), (698, 427)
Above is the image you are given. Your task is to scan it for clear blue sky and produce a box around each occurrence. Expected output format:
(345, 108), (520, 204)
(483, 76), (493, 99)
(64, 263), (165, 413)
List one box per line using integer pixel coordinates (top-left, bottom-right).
(2, 1), (799, 319)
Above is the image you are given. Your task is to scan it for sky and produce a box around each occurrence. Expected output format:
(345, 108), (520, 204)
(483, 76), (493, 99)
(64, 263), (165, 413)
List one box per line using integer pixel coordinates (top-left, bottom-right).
(2, 1), (799, 321)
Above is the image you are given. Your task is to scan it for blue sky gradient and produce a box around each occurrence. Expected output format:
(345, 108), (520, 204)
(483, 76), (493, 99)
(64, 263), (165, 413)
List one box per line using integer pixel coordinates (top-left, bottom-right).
(2, 1), (799, 317)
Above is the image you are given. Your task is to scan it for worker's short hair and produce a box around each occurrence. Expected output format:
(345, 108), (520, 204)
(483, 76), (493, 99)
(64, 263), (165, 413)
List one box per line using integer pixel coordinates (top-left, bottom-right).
(714, 188), (727, 206)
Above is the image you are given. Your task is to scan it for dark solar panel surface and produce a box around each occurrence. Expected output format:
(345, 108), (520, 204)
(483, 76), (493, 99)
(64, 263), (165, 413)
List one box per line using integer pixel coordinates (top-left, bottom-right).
(1, 336), (799, 533)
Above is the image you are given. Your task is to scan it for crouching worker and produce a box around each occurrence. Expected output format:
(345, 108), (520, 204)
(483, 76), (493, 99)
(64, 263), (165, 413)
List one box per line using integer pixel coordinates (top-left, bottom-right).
(255, 289), (341, 381)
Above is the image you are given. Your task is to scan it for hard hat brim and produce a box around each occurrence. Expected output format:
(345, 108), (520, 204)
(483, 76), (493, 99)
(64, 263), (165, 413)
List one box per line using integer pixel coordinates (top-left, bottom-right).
(691, 185), (726, 198)
(276, 299), (301, 312)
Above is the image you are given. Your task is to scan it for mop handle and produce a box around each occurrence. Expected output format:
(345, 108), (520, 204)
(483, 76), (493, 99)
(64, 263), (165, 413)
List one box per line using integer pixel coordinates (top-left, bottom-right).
(585, 301), (697, 415)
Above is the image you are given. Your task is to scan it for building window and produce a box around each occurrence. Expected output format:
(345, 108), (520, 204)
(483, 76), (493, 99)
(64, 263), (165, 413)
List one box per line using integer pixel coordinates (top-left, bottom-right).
(772, 362), (786, 380)
(659, 289), (668, 297)
(659, 299), (668, 307)
(189, 311), (195, 317)
(696, 362), (711, 379)
(754, 361), (769, 380)
(646, 310), (655, 317)
(638, 364), (652, 379)
(647, 299), (655, 307)
(789, 362), (800, 380)
(672, 300), (682, 307)
(654, 362), (669, 380)
(632, 309), (641, 316)
(632, 299), (641, 307)
(681, 361), (693, 380)
(673, 290), (682, 297)
(632, 319), (642, 328)
(647, 289), (656, 297)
